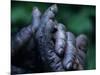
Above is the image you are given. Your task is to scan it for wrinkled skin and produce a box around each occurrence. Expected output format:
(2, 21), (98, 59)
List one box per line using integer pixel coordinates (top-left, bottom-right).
(11, 4), (88, 74)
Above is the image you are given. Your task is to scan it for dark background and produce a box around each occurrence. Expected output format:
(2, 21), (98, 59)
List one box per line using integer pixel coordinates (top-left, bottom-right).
(11, 1), (96, 70)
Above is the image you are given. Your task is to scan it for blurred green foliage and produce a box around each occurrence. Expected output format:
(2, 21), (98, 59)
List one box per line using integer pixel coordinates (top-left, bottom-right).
(11, 1), (96, 70)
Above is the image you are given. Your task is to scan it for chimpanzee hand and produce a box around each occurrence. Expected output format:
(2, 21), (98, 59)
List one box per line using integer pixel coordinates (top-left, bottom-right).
(11, 4), (88, 74)
(35, 4), (88, 71)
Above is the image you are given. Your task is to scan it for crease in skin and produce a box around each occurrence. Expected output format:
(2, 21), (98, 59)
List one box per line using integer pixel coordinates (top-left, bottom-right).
(63, 32), (76, 70)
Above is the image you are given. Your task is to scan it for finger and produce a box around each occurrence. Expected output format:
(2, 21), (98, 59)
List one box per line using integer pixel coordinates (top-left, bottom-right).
(76, 34), (88, 61)
(76, 34), (88, 53)
(11, 25), (33, 57)
(45, 19), (55, 33)
(12, 7), (41, 57)
(41, 4), (58, 25)
(73, 58), (83, 70)
(54, 23), (66, 57)
(76, 34), (88, 68)
(63, 32), (76, 70)
(36, 20), (65, 71)
(32, 7), (41, 33)
(11, 65), (32, 74)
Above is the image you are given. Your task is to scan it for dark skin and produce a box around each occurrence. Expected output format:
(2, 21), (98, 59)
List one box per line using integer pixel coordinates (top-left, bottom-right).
(11, 4), (88, 74)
